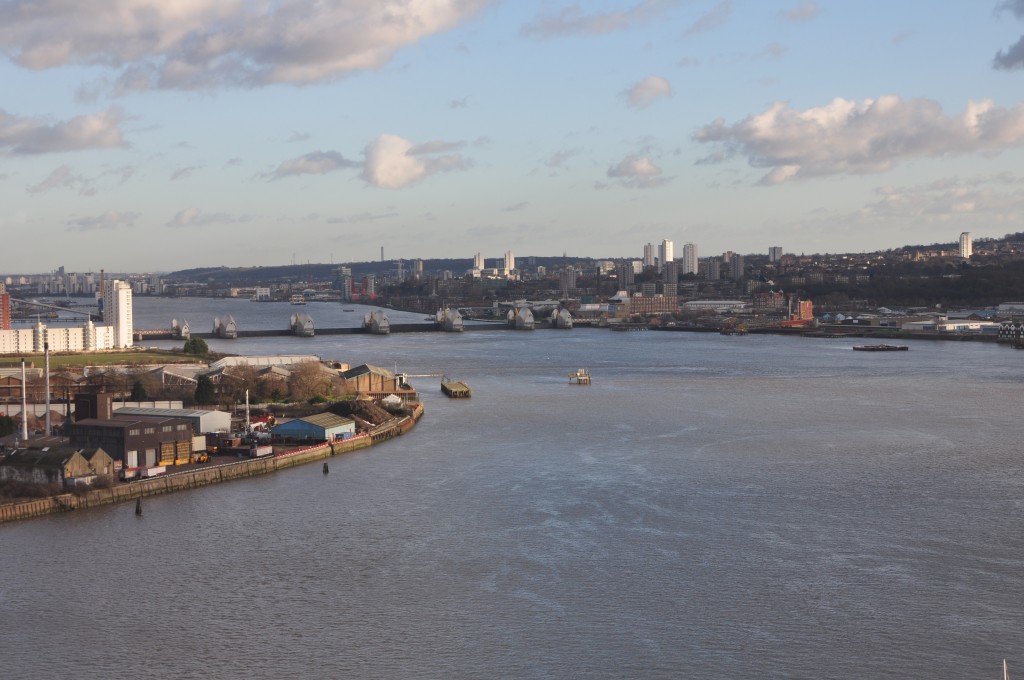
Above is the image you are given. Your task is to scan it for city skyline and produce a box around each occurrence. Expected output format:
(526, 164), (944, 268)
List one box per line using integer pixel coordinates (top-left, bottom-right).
(2, 1), (1024, 272)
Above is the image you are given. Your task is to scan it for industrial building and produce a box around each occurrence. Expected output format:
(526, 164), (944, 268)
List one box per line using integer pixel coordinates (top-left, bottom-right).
(341, 364), (416, 400)
(0, 446), (115, 488)
(271, 413), (355, 444)
(67, 417), (194, 468)
(66, 393), (194, 467)
(113, 406), (231, 434)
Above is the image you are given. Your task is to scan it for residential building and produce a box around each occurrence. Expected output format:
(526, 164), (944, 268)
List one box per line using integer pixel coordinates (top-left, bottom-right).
(959, 232), (973, 259)
(682, 243), (698, 275)
(769, 246), (783, 262)
(628, 295), (678, 315)
(643, 243), (656, 269)
(730, 255), (745, 281)
(658, 239), (674, 272)
(103, 279), (133, 349)
(560, 268), (577, 295)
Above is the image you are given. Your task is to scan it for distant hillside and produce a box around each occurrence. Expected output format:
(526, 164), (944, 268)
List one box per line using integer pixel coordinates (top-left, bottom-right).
(165, 256), (593, 284)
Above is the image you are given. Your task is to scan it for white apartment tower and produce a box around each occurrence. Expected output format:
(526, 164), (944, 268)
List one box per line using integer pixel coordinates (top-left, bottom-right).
(103, 279), (134, 349)
(504, 250), (515, 276)
(682, 243), (698, 275)
(473, 252), (485, 270)
(643, 243), (656, 269)
(658, 239), (674, 272)
(959, 232), (972, 259)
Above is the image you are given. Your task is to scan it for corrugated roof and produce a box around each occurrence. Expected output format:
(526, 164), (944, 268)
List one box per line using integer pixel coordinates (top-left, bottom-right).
(300, 412), (354, 429)
(1, 447), (78, 468)
(341, 363), (393, 379)
(114, 407), (225, 419)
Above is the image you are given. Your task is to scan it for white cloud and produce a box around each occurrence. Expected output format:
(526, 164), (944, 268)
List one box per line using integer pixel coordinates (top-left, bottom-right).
(625, 75), (672, 108)
(170, 166), (200, 181)
(0, 108), (126, 154)
(779, 1), (819, 22)
(27, 165), (95, 195)
(606, 154), (668, 188)
(683, 0), (731, 37)
(0, 0), (490, 91)
(66, 211), (140, 231)
(361, 134), (469, 189)
(270, 150), (359, 179)
(545, 148), (577, 169)
(857, 174), (1024, 224)
(326, 211), (398, 224)
(522, 0), (679, 37)
(166, 207), (238, 227)
(693, 96), (1024, 185)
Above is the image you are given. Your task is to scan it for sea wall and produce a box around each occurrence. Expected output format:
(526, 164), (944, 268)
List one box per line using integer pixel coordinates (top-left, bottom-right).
(0, 403), (424, 524)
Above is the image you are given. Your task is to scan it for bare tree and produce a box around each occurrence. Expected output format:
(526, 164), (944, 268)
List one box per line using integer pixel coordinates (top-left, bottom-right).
(287, 361), (334, 402)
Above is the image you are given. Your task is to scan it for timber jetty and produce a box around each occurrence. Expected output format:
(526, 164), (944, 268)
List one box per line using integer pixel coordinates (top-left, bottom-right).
(441, 379), (472, 398)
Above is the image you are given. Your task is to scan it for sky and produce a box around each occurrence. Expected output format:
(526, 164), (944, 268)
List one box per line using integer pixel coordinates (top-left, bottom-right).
(3, 0), (1024, 273)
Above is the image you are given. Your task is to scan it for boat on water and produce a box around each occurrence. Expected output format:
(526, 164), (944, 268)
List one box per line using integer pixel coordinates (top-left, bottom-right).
(289, 294), (306, 305)
(568, 368), (592, 385)
(852, 344), (908, 351)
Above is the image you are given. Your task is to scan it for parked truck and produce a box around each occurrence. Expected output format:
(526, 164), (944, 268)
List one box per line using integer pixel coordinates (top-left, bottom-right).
(249, 445), (273, 458)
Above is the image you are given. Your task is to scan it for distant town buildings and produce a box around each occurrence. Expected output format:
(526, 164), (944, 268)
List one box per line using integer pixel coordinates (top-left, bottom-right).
(0, 279), (134, 355)
(769, 246), (783, 263)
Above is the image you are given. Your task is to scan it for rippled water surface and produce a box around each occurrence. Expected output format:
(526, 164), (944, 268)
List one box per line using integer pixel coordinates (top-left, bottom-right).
(1, 298), (1022, 679)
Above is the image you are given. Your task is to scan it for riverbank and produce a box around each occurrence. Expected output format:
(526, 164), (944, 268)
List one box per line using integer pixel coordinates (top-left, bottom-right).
(0, 402), (424, 524)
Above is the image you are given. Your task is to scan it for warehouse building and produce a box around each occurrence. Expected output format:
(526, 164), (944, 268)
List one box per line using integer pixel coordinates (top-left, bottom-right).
(113, 406), (231, 434)
(0, 446), (115, 488)
(271, 413), (356, 444)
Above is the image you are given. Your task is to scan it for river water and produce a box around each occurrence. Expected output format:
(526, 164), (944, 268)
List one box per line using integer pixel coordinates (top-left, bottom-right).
(2, 298), (1022, 679)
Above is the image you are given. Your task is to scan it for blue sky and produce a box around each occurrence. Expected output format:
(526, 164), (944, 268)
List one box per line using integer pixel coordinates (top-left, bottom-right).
(3, 0), (1024, 273)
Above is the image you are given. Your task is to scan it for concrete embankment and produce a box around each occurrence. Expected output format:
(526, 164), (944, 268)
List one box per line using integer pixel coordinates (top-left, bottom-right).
(0, 404), (424, 525)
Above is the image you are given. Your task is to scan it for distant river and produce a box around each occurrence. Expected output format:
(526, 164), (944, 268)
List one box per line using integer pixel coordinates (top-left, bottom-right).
(2, 297), (1022, 679)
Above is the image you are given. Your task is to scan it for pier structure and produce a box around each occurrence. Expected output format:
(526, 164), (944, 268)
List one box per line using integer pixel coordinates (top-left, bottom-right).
(440, 377), (472, 398)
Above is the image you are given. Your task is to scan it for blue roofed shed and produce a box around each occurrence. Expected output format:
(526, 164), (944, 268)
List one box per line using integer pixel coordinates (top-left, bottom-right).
(271, 412), (356, 443)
